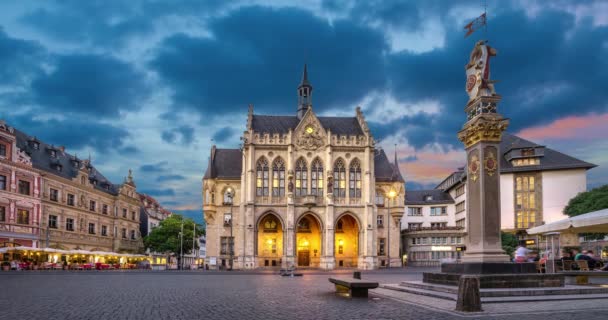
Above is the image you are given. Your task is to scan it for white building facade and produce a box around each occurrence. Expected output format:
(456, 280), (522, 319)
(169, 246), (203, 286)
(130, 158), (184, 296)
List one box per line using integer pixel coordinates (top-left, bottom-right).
(402, 133), (595, 266)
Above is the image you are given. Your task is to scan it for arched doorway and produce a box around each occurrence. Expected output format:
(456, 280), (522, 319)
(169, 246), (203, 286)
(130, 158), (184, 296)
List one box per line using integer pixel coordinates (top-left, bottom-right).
(257, 213), (283, 268)
(295, 213), (322, 267)
(335, 214), (359, 268)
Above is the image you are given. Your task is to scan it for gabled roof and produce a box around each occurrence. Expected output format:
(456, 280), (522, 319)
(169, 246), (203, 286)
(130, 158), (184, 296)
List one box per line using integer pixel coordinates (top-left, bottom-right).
(374, 149), (404, 183)
(251, 115), (364, 136)
(13, 128), (120, 195)
(405, 189), (454, 205)
(500, 133), (596, 173)
(203, 147), (242, 180)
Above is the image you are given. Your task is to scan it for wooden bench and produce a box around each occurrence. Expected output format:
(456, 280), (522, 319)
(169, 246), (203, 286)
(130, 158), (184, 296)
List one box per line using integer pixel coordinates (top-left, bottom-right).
(328, 278), (378, 298)
(560, 271), (608, 285)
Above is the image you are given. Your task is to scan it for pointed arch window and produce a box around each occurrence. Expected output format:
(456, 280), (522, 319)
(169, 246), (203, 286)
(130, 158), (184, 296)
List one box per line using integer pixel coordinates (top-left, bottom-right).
(295, 158), (307, 196)
(272, 158), (286, 197)
(349, 159), (362, 198)
(333, 159), (346, 198)
(256, 158), (269, 196)
(311, 158), (323, 197)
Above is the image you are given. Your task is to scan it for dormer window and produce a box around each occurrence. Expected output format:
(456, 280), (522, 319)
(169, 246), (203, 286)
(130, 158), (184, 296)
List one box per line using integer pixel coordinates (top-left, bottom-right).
(425, 195), (433, 201)
(521, 148), (535, 156)
(50, 150), (56, 157)
(55, 164), (62, 172)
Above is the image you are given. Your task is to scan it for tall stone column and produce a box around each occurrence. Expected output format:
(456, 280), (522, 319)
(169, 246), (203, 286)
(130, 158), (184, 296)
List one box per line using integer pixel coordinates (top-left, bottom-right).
(457, 41), (510, 264)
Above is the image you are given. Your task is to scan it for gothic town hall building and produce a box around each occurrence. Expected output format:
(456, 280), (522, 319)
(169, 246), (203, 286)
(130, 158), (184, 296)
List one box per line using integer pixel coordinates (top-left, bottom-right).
(203, 66), (405, 270)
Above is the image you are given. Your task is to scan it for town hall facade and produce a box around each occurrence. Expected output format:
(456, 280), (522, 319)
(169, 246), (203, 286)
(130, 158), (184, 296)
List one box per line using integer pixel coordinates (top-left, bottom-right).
(203, 66), (405, 270)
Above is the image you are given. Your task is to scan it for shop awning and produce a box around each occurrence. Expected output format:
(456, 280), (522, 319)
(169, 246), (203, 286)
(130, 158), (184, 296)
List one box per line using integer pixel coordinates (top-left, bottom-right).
(527, 208), (608, 235)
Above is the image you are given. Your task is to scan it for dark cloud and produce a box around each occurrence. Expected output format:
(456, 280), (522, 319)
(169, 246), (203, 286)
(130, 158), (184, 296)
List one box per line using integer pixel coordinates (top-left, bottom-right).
(212, 126), (236, 144)
(406, 181), (436, 191)
(150, 6), (387, 116)
(157, 175), (186, 182)
(140, 161), (169, 173)
(4, 114), (130, 153)
(0, 28), (45, 87)
(30, 54), (148, 118)
(140, 188), (176, 197)
(161, 125), (195, 145)
(385, 8), (608, 149)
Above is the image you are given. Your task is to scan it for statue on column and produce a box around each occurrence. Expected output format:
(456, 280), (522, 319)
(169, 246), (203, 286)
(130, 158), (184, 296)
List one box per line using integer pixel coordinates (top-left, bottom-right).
(288, 176), (294, 193)
(465, 40), (498, 102)
(327, 176), (333, 195)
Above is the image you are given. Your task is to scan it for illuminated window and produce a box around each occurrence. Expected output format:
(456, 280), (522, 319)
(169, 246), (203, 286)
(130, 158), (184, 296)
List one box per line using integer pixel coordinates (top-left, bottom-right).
(17, 209), (29, 224)
(512, 158), (540, 166)
(256, 158), (269, 196)
(349, 159), (361, 198)
(515, 174), (539, 229)
(311, 158), (323, 197)
(272, 158), (285, 197)
(333, 159), (346, 198)
(295, 158), (307, 196)
(263, 216), (278, 232)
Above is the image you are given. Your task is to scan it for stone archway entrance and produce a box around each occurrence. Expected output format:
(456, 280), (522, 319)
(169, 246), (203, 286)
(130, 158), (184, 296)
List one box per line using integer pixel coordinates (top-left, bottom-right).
(295, 214), (322, 267)
(257, 214), (283, 268)
(334, 214), (359, 268)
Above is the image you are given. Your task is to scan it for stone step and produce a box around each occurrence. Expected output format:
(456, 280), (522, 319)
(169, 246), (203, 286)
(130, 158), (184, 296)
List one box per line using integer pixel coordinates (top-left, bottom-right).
(483, 293), (608, 303)
(399, 281), (459, 294)
(380, 283), (457, 301)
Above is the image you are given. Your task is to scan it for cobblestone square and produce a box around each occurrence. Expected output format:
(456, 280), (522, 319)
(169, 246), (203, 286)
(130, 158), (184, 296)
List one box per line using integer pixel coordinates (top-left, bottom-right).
(2, 270), (608, 320)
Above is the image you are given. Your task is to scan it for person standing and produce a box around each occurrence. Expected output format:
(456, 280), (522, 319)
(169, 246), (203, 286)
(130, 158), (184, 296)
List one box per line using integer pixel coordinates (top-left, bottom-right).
(514, 241), (530, 263)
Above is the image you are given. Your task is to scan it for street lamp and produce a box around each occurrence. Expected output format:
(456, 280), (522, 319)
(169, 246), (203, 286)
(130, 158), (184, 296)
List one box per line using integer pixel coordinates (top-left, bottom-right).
(226, 187), (234, 271)
(387, 189), (397, 268)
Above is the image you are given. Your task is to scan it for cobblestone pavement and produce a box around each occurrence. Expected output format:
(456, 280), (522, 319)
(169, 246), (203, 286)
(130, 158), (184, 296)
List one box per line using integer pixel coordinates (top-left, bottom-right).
(1, 269), (607, 320)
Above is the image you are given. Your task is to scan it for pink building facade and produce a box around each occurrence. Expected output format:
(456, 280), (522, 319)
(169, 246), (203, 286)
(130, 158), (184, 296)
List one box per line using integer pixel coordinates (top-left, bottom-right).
(0, 121), (42, 248)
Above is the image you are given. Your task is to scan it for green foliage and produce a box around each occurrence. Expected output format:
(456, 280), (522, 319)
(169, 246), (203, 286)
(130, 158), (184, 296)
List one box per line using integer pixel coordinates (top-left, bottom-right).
(564, 185), (608, 217)
(144, 214), (204, 258)
(501, 232), (518, 258)
(562, 246), (581, 255)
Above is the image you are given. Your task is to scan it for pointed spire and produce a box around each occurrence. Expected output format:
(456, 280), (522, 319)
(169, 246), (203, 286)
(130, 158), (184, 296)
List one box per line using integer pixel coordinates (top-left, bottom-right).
(394, 144), (398, 166)
(299, 64), (311, 87)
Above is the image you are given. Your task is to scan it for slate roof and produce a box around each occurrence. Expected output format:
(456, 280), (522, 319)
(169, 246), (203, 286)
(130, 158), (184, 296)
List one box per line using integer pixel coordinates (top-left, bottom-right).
(500, 133), (596, 173)
(13, 128), (121, 195)
(405, 189), (454, 205)
(203, 147), (242, 180)
(375, 149), (404, 183)
(251, 115), (364, 136)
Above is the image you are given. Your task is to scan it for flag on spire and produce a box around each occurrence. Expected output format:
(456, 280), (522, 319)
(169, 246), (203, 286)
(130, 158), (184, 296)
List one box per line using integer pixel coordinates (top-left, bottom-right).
(464, 13), (486, 38)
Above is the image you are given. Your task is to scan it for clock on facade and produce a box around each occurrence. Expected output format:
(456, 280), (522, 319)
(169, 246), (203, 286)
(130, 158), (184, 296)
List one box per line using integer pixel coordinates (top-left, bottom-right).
(305, 126), (314, 134)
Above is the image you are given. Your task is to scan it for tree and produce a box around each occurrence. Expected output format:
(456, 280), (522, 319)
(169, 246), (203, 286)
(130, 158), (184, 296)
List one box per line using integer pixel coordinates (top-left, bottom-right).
(144, 214), (204, 269)
(563, 185), (608, 241)
(564, 185), (608, 217)
(501, 232), (518, 259)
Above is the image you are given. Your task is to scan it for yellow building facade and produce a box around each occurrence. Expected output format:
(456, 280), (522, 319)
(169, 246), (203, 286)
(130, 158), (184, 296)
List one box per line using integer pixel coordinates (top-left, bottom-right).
(202, 67), (405, 270)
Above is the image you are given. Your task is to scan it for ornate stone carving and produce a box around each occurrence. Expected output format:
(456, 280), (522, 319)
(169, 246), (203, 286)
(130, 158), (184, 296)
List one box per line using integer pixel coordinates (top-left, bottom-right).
(296, 121), (325, 150)
(468, 153), (480, 183)
(484, 147), (498, 176)
(465, 40), (498, 102)
(458, 115), (509, 149)
(16, 148), (32, 166)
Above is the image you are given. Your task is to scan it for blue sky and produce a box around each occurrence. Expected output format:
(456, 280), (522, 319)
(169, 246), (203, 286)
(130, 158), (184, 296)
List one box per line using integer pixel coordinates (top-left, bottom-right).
(1, 0), (607, 224)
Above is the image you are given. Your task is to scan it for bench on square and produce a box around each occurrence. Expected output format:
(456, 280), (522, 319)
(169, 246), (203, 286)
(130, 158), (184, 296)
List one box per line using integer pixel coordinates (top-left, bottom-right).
(560, 271), (608, 285)
(328, 277), (378, 298)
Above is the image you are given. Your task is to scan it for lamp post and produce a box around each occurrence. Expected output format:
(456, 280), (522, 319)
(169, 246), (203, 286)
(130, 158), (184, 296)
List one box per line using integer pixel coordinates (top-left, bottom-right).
(226, 187), (234, 271)
(180, 220), (184, 270)
(387, 189), (397, 268)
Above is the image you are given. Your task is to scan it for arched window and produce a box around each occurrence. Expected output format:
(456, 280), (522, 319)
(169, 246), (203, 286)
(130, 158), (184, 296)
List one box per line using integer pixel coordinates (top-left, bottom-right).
(311, 158), (323, 197)
(375, 190), (385, 206)
(295, 158), (307, 196)
(272, 158), (285, 197)
(333, 159), (346, 198)
(256, 158), (269, 196)
(349, 159), (362, 198)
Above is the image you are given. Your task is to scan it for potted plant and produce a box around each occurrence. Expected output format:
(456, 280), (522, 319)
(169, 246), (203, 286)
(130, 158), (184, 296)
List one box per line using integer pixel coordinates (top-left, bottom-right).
(1, 261), (10, 271)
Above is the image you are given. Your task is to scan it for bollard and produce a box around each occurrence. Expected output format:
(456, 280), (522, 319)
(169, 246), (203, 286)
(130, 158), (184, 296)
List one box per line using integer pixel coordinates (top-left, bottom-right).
(455, 275), (482, 312)
(353, 271), (361, 279)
